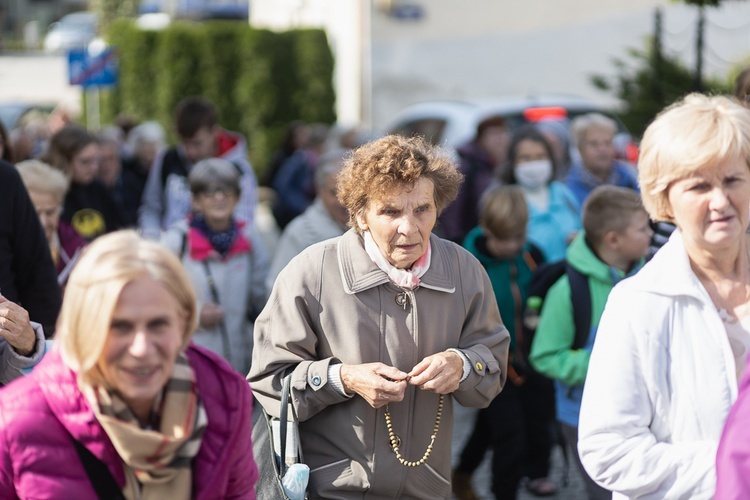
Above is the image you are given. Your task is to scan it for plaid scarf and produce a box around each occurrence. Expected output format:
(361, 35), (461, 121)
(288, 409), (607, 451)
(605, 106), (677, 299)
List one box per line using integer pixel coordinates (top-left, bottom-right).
(83, 354), (208, 499)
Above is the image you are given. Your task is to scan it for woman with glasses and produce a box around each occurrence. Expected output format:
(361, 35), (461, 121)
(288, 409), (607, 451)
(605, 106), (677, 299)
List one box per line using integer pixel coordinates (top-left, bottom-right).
(162, 158), (269, 375)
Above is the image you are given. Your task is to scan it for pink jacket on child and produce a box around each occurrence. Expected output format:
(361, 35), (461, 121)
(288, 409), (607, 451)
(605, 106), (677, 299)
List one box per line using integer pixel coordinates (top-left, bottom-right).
(0, 344), (258, 499)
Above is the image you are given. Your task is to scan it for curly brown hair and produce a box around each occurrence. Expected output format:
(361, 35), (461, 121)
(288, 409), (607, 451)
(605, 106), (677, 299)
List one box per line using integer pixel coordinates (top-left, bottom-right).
(336, 135), (463, 231)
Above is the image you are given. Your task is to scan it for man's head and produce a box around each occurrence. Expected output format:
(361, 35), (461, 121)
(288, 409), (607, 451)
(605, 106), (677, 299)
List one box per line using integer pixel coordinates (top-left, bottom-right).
(174, 97), (218, 164)
(583, 186), (652, 271)
(572, 113), (618, 180)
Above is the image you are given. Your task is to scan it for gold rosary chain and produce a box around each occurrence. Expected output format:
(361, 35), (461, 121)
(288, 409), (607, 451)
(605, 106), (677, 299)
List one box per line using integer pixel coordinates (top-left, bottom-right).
(384, 394), (444, 467)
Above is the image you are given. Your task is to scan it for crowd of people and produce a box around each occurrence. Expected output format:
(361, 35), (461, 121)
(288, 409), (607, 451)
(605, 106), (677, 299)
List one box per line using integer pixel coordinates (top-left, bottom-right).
(1, 85), (750, 499)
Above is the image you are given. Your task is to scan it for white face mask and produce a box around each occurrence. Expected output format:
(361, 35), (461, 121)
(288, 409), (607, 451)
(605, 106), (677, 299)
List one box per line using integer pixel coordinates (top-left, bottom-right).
(514, 160), (553, 189)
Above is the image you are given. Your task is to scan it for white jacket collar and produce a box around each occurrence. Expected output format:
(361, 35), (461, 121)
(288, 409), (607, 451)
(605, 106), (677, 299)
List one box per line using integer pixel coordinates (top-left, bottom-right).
(628, 229), (709, 301)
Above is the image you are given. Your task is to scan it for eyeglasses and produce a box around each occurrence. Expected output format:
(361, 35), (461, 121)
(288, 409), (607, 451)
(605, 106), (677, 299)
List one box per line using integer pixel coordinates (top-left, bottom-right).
(200, 186), (236, 198)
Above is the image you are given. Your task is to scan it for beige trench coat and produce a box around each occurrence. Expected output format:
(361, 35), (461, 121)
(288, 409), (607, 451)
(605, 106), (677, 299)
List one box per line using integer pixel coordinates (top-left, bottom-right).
(249, 229), (509, 499)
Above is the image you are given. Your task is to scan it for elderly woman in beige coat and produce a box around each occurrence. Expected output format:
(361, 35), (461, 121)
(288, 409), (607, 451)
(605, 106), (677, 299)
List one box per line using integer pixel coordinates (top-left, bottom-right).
(249, 135), (509, 499)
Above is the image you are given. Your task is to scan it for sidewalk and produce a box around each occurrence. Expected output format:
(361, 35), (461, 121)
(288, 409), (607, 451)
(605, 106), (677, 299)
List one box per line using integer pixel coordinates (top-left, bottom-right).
(451, 404), (589, 499)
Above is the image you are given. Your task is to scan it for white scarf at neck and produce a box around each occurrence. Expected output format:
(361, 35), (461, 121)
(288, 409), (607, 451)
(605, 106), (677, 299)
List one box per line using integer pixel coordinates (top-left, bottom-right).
(363, 231), (431, 289)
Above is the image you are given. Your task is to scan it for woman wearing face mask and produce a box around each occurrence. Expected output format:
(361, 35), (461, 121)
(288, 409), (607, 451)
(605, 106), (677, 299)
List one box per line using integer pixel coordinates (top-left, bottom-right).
(499, 126), (582, 262)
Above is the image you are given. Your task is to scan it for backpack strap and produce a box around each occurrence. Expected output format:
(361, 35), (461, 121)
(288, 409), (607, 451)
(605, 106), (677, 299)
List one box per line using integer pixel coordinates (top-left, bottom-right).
(565, 262), (592, 350)
(71, 438), (126, 499)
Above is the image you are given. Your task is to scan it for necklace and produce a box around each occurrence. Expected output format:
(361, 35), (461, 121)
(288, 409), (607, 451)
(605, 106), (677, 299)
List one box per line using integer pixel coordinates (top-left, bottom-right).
(384, 394), (444, 467)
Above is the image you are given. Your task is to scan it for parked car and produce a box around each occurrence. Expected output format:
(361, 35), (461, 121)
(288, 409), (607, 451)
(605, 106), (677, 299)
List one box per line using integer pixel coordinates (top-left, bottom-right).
(384, 94), (638, 164)
(44, 12), (98, 54)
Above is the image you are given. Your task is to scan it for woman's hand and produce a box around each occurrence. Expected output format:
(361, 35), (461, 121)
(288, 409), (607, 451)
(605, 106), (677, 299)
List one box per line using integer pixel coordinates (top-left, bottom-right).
(0, 296), (36, 357)
(408, 351), (463, 394)
(340, 363), (408, 408)
(199, 303), (225, 328)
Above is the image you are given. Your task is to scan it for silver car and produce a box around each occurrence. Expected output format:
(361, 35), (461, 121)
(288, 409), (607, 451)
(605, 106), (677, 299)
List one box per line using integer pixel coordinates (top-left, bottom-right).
(43, 12), (98, 54)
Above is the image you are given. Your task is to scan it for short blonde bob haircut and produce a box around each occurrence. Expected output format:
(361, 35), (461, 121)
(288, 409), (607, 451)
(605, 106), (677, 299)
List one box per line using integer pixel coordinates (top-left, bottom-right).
(638, 93), (750, 223)
(57, 230), (198, 380)
(479, 185), (528, 239)
(16, 159), (70, 203)
(337, 135), (463, 231)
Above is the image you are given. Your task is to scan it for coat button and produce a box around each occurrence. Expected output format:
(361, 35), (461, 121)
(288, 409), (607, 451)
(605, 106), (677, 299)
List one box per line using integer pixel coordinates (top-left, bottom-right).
(311, 375), (322, 386)
(475, 362), (483, 371)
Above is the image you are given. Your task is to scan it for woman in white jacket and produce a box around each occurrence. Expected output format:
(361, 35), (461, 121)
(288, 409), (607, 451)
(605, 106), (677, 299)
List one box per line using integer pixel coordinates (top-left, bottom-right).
(577, 93), (750, 499)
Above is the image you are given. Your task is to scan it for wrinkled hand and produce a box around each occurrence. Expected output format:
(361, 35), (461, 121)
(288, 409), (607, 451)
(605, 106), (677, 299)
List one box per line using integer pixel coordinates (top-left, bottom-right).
(0, 296), (36, 357)
(340, 362), (408, 409)
(408, 351), (463, 394)
(199, 303), (225, 329)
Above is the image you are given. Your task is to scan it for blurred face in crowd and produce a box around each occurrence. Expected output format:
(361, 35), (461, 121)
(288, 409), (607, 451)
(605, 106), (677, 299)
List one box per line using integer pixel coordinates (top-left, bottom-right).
(136, 141), (159, 170)
(579, 127), (616, 179)
(97, 142), (121, 188)
(71, 143), (100, 185)
(613, 210), (653, 264)
(515, 139), (549, 164)
(483, 229), (525, 261)
(28, 190), (63, 242)
(181, 126), (216, 164)
(98, 276), (186, 423)
(357, 177), (437, 269)
(479, 125), (510, 167)
(192, 185), (239, 232)
(319, 173), (349, 227)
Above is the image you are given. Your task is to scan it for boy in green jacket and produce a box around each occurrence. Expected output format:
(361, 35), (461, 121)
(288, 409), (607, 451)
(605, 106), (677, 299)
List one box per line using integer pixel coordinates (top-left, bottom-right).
(529, 185), (652, 500)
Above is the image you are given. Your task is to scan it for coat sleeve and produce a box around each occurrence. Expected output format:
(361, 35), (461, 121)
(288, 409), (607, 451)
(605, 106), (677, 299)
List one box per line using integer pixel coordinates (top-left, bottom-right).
(8, 166), (61, 338)
(247, 228), (270, 317)
(248, 252), (351, 422)
(0, 322), (46, 385)
(138, 150), (166, 240)
(577, 285), (716, 499)
(225, 379), (258, 499)
(528, 277), (591, 386)
(452, 257), (509, 408)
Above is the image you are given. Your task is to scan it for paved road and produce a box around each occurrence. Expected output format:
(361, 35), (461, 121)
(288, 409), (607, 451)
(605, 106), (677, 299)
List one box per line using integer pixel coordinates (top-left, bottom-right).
(451, 403), (589, 500)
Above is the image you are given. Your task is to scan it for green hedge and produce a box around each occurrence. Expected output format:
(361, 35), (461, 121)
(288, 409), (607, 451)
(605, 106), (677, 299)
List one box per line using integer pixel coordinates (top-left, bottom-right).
(101, 20), (336, 173)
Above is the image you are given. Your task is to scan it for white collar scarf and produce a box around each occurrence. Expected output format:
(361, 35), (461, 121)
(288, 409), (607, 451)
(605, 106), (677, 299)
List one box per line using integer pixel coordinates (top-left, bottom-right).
(363, 230), (431, 289)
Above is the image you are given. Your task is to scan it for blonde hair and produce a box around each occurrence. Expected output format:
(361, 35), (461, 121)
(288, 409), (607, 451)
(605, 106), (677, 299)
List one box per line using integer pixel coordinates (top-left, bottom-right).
(57, 230), (197, 379)
(479, 185), (528, 239)
(638, 93), (750, 222)
(16, 159), (70, 203)
(583, 186), (645, 248)
(337, 135), (463, 230)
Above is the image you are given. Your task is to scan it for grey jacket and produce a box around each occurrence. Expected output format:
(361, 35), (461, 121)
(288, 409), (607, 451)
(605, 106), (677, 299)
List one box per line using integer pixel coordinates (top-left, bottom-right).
(249, 229), (508, 499)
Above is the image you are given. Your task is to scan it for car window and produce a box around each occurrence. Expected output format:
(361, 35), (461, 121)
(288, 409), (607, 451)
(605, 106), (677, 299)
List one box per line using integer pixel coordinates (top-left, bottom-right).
(389, 118), (447, 146)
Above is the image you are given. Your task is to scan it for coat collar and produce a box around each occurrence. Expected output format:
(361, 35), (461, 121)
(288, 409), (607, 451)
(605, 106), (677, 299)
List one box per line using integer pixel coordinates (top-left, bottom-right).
(628, 229), (709, 301)
(337, 229), (456, 294)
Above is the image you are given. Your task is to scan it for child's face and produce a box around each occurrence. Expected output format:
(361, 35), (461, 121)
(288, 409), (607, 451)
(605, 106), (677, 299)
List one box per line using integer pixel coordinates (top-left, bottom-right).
(613, 211), (653, 263)
(483, 228), (525, 260)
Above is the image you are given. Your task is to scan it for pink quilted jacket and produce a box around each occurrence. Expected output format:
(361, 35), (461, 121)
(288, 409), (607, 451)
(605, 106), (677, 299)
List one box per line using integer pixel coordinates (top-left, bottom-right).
(0, 344), (258, 499)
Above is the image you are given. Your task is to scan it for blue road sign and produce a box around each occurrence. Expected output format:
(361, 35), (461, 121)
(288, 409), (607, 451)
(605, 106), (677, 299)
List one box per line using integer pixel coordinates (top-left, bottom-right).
(68, 47), (118, 88)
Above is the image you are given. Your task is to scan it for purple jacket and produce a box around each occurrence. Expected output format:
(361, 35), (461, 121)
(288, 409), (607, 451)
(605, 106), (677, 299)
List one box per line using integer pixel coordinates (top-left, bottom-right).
(716, 364), (750, 499)
(0, 344), (258, 499)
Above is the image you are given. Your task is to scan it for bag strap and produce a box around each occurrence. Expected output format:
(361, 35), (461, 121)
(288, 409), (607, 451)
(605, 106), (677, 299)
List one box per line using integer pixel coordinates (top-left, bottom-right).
(565, 262), (592, 350)
(278, 374), (302, 474)
(71, 438), (126, 500)
(200, 260), (232, 361)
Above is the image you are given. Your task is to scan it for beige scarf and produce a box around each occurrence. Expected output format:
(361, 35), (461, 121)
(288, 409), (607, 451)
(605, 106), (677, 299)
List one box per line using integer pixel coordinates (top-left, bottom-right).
(82, 355), (208, 499)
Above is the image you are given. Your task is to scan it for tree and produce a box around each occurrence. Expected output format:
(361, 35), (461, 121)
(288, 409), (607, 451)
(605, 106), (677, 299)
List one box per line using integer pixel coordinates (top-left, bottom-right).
(92, 0), (140, 34)
(591, 8), (731, 139)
